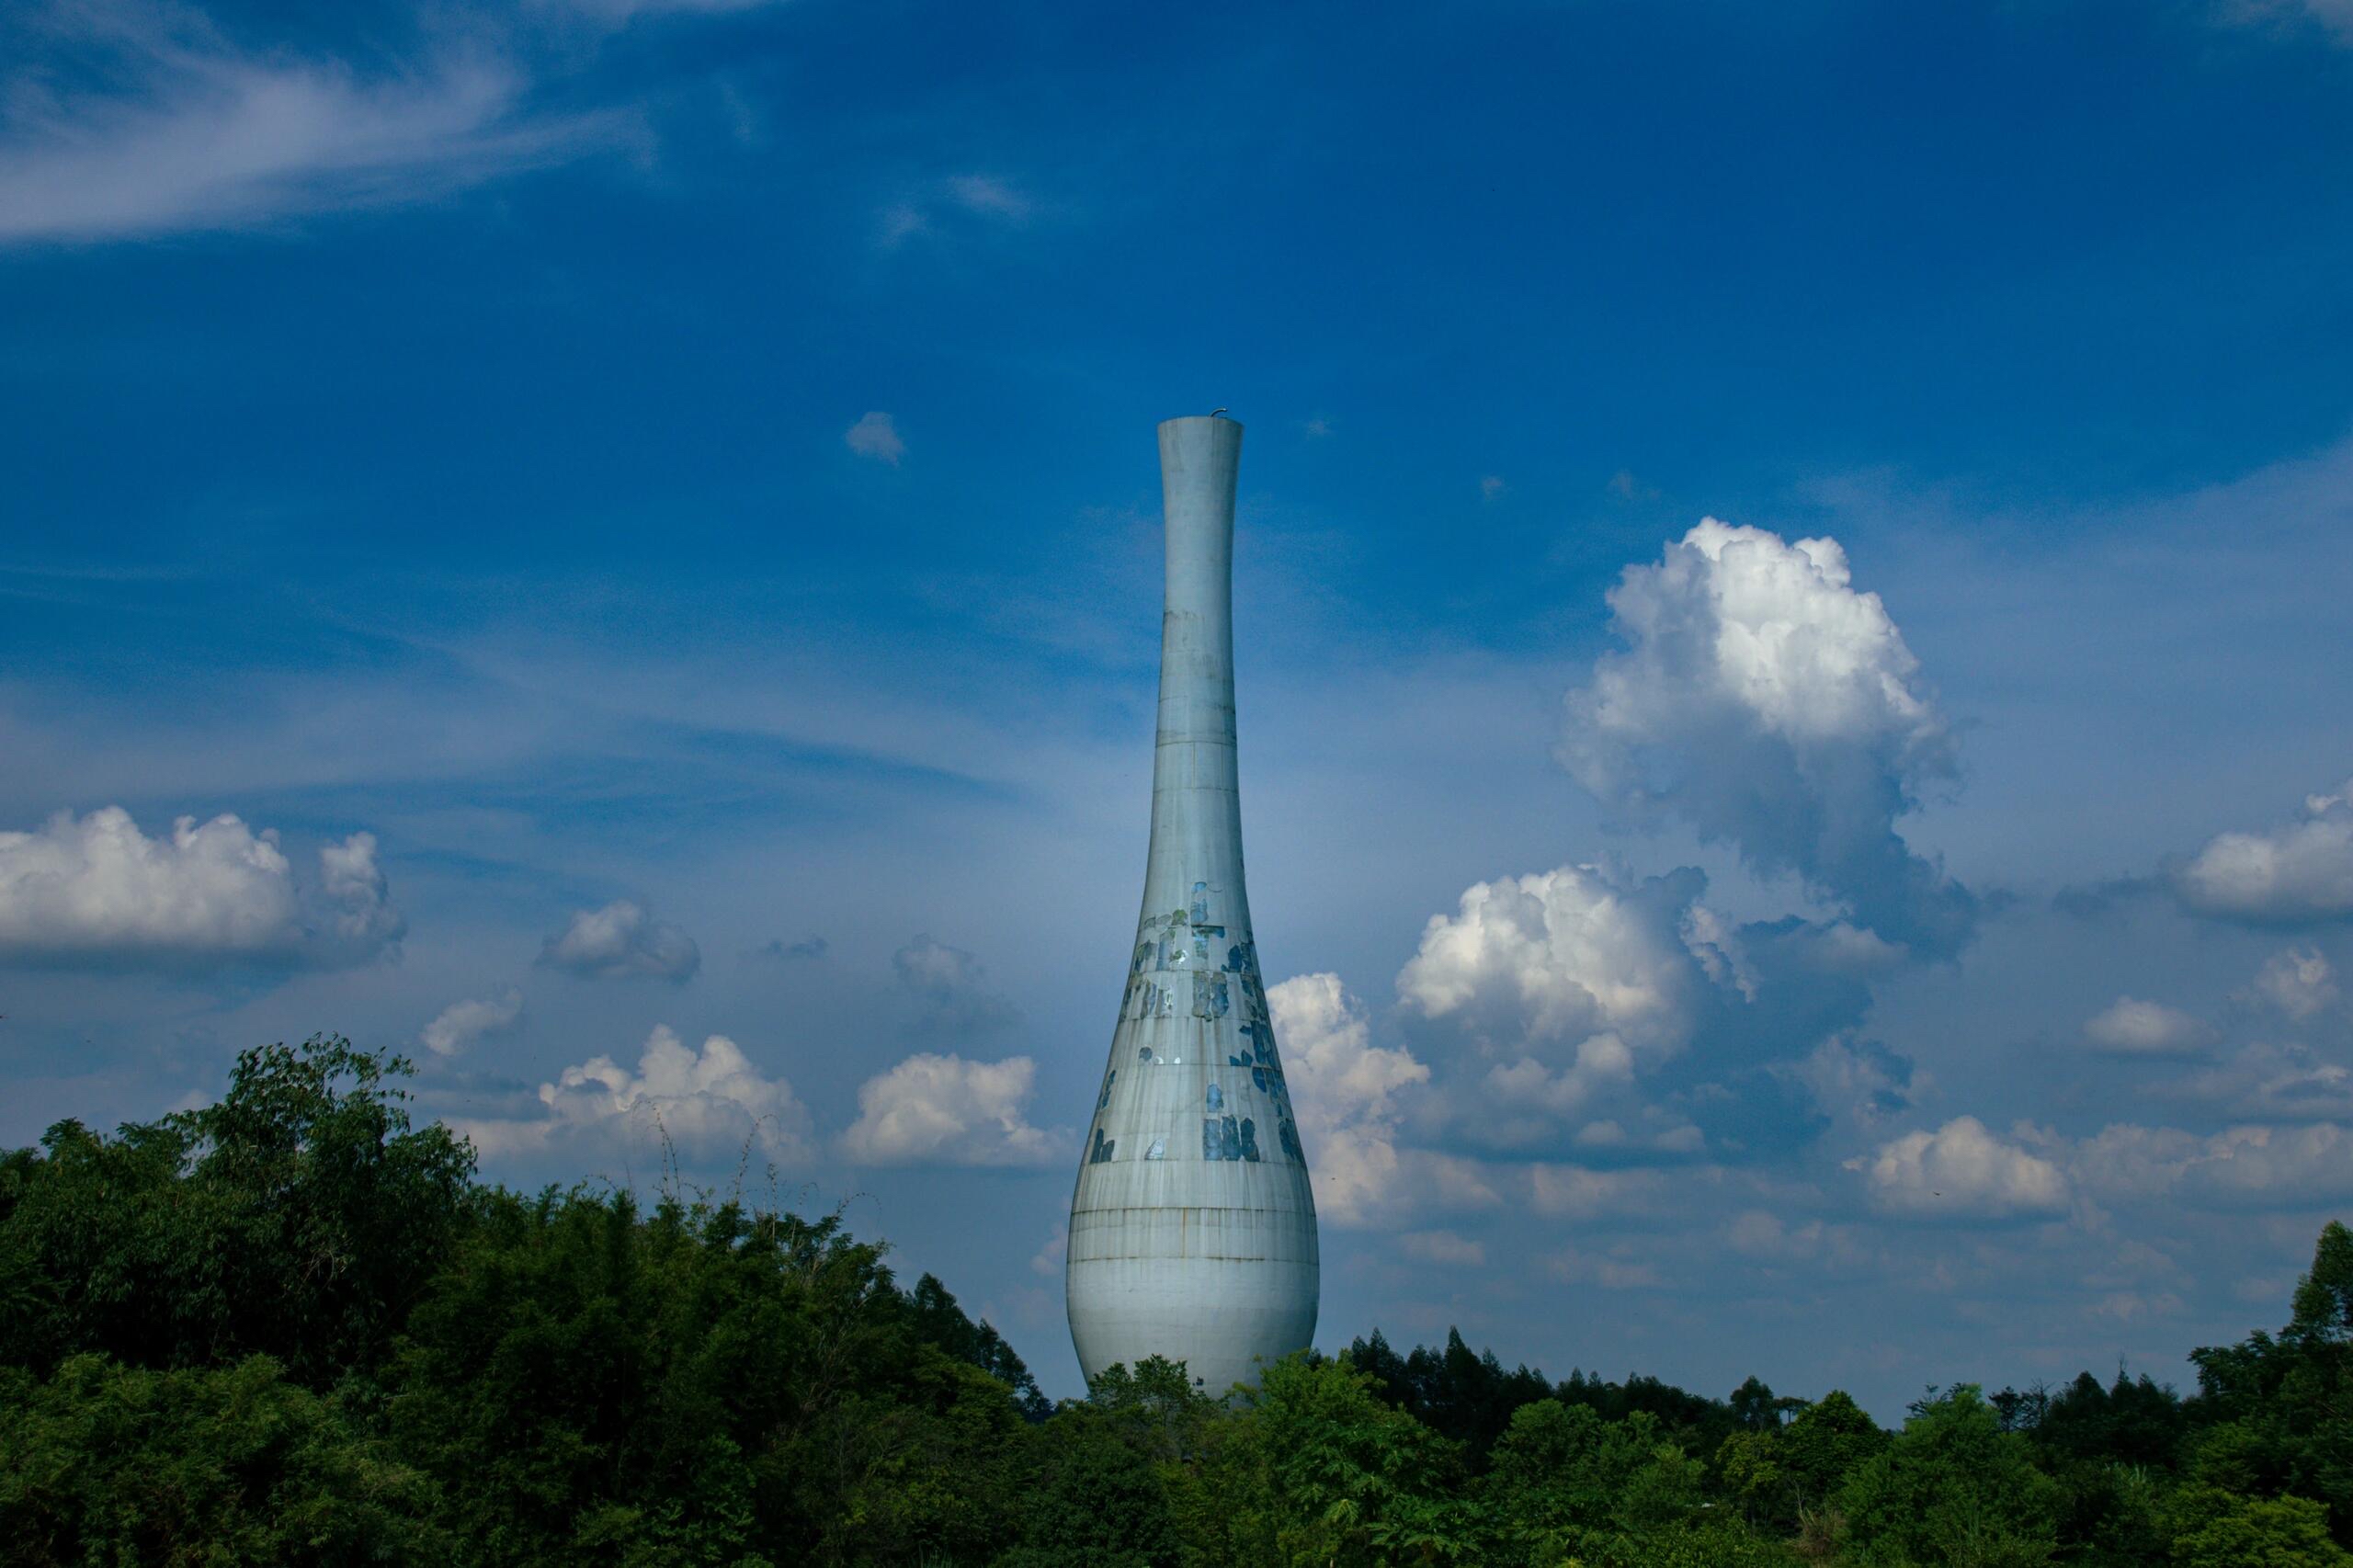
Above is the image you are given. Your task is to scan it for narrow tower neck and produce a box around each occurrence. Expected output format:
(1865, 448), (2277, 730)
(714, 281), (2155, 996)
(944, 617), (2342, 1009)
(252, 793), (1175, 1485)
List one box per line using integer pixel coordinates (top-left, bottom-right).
(1144, 415), (1246, 921)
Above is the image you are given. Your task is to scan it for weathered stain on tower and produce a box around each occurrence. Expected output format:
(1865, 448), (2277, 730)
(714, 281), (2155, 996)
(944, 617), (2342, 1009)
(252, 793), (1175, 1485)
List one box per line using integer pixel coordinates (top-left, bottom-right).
(1065, 415), (1320, 1395)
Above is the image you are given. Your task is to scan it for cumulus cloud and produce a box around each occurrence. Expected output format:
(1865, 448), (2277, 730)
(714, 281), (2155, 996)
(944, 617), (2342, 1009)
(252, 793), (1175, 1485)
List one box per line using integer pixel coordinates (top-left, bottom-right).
(455, 1025), (812, 1165)
(2075, 1119), (2353, 1207)
(1853, 1116), (2069, 1218)
(0, 3), (614, 245)
(2082, 996), (2212, 1057)
(538, 900), (700, 982)
(893, 935), (1018, 1032)
(2173, 781), (2353, 923)
(1482, 1035), (1637, 1119)
(1782, 1035), (1925, 1130)
(1563, 519), (1971, 953)
(1398, 864), (1704, 1056)
(837, 1052), (1063, 1166)
(2149, 1042), (2353, 1123)
(0, 806), (401, 968)
(316, 831), (403, 949)
(844, 411), (905, 465)
(1270, 972), (1495, 1227)
(421, 988), (524, 1057)
(2251, 946), (2338, 1020)
(1396, 865), (1736, 1147)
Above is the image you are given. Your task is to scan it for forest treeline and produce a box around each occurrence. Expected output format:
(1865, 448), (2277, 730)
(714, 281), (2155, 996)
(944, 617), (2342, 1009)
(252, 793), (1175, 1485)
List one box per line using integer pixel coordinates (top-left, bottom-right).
(1, 1038), (2348, 1566)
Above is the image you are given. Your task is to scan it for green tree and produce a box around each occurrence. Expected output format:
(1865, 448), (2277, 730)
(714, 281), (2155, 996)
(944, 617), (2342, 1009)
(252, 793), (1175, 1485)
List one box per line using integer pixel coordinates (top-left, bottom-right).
(2172, 1493), (2352, 1568)
(383, 1188), (1029, 1565)
(1718, 1387), (1886, 1536)
(1836, 1384), (2063, 1567)
(0, 1036), (476, 1386)
(995, 1404), (1180, 1568)
(1486, 1398), (1777, 1567)
(2188, 1221), (2353, 1542)
(0, 1353), (446, 1565)
(1202, 1354), (1475, 1567)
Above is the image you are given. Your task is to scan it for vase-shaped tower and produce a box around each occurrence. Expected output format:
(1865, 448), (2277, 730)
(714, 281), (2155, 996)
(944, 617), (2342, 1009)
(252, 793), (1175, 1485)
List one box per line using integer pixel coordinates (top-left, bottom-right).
(1065, 414), (1320, 1395)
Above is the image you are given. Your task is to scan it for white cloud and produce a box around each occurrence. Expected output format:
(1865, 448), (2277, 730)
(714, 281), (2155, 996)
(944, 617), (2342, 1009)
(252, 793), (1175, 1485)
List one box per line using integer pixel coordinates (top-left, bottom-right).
(1563, 518), (1969, 951)
(2150, 1041), (2353, 1122)
(944, 173), (1032, 221)
(875, 173), (1038, 250)
(0, 5), (612, 245)
(1029, 1221), (1066, 1278)
(2175, 781), (2353, 923)
(1526, 1162), (1664, 1221)
(1398, 864), (1702, 1057)
(1802, 921), (1911, 974)
(892, 934), (1017, 1031)
(420, 988), (524, 1057)
(456, 1024), (813, 1165)
(1399, 1230), (1485, 1267)
(844, 411), (905, 465)
(1852, 1116), (2069, 1218)
(1279, 971), (1427, 1110)
(1678, 903), (1758, 997)
(837, 1051), (1063, 1166)
(875, 202), (927, 247)
(1725, 1209), (1833, 1261)
(1784, 1035), (1926, 1129)
(1482, 1034), (1638, 1117)
(538, 899), (700, 982)
(0, 806), (400, 967)
(2252, 945), (2338, 1020)
(2216, 0), (2353, 47)
(558, 0), (785, 23)
(1269, 972), (1495, 1228)
(1547, 1245), (1665, 1290)
(2082, 995), (2212, 1056)
(317, 830), (403, 949)
(2075, 1119), (2353, 1207)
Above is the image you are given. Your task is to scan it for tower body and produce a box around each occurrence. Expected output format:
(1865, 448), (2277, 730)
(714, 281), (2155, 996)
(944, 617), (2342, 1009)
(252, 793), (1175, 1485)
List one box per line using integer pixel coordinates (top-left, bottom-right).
(1065, 415), (1319, 1395)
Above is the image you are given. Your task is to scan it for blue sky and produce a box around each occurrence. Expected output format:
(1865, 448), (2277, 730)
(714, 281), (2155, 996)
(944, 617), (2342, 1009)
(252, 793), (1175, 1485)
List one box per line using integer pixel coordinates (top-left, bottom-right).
(6, 0), (2353, 1414)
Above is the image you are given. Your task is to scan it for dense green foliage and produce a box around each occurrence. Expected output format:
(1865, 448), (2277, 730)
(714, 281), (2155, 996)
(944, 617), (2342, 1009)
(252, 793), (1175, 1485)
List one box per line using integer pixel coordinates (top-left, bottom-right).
(2, 1037), (2347, 1565)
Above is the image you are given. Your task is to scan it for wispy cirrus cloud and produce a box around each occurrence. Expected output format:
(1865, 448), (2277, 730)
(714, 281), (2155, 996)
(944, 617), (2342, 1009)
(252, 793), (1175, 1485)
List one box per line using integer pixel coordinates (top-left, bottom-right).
(2215, 0), (2353, 47)
(875, 171), (1040, 250)
(0, 2), (629, 245)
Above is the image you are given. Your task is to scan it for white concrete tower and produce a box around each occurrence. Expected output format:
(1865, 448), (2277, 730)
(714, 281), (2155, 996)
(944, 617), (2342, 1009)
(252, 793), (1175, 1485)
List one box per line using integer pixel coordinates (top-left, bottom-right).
(1065, 414), (1319, 1395)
